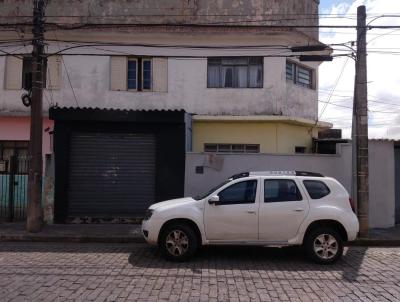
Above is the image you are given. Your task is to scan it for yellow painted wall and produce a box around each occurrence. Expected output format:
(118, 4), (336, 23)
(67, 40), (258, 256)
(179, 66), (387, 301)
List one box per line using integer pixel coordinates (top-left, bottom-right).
(192, 121), (319, 154)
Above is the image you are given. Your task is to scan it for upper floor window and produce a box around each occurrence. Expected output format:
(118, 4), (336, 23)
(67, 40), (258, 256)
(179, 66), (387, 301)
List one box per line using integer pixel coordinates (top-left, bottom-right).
(207, 57), (263, 88)
(4, 55), (60, 90)
(110, 56), (168, 92)
(286, 61), (314, 89)
(127, 58), (152, 91)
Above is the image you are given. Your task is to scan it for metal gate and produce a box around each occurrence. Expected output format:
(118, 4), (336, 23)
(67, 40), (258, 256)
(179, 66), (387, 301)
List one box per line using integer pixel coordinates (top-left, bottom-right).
(0, 156), (28, 222)
(67, 132), (156, 218)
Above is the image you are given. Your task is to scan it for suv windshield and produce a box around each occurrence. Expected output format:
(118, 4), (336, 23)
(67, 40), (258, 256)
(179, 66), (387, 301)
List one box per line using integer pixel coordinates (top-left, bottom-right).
(193, 179), (231, 200)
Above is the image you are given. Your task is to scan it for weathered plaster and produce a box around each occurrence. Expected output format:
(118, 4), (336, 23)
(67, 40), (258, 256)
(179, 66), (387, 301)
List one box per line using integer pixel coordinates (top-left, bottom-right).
(0, 0), (319, 40)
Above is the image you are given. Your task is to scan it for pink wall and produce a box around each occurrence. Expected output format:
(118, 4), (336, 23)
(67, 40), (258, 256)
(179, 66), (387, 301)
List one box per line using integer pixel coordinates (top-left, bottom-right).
(0, 117), (54, 156)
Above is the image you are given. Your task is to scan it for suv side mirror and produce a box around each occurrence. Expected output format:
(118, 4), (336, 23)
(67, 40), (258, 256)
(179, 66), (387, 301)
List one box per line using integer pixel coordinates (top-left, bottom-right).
(208, 195), (220, 205)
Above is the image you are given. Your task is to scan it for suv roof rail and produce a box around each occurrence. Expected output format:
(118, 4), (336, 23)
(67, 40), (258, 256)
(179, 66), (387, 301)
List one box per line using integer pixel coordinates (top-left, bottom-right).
(246, 171), (324, 177)
(229, 171), (324, 179)
(295, 171), (324, 177)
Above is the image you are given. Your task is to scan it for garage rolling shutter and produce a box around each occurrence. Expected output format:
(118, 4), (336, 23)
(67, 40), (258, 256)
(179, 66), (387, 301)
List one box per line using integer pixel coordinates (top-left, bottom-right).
(68, 132), (156, 217)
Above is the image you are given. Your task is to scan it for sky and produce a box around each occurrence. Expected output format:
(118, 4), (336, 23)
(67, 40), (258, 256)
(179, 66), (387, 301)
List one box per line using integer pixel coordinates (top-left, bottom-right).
(318, 0), (400, 139)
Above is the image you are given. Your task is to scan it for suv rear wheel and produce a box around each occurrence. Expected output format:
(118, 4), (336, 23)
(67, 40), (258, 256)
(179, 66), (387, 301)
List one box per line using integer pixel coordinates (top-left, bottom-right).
(304, 227), (344, 264)
(159, 223), (198, 261)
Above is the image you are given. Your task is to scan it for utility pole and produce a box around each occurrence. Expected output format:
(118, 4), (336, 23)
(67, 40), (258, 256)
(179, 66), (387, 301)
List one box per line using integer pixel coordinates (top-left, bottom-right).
(354, 5), (369, 237)
(27, 0), (45, 232)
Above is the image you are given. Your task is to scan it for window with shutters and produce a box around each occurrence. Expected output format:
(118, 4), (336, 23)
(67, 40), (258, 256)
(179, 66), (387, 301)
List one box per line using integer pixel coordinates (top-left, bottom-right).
(22, 57), (47, 90)
(4, 55), (61, 90)
(207, 57), (263, 88)
(286, 60), (314, 89)
(111, 56), (167, 92)
(127, 58), (152, 91)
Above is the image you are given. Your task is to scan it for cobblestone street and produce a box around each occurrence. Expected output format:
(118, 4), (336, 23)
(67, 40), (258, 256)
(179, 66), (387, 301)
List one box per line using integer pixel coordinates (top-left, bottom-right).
(0, 242), (399, 302)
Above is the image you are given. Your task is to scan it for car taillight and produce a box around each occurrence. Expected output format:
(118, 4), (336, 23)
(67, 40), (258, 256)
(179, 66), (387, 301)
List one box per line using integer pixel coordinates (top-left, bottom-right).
(349, 197), (355, 212)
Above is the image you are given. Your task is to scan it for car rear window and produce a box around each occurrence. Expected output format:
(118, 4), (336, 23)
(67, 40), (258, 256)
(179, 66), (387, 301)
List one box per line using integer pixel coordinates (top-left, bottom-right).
(303, 180), (330, 199)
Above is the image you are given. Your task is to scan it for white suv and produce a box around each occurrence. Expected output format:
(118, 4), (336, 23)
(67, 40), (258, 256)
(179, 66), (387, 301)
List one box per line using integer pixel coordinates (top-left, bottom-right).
(142, 171), (359, 264)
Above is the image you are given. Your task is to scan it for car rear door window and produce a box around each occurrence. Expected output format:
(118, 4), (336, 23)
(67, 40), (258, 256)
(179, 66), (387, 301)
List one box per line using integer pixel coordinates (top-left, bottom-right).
(218, 180), (257, 205)
(303, 180), (331, 199)
(264, 179), (302, 203)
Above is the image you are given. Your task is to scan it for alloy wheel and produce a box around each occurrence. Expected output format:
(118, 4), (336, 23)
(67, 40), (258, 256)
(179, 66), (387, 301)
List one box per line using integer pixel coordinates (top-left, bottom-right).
(165, 230), (189, 256)
(313, 234), (339, 260)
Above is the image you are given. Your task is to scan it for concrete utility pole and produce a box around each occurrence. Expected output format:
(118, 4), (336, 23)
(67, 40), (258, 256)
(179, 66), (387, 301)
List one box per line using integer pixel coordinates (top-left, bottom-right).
(354, 5), (369, 237)
(27, 0), (45, 232)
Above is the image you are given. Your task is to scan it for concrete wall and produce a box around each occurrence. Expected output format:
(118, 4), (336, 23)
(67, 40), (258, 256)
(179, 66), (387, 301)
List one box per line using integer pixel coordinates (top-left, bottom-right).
(192, 120), (319, 153)
(0, 117), (53, 157)
(185, 141), (396, 229)
(0, 51), (319, 119)
(0, 0), (319, 40)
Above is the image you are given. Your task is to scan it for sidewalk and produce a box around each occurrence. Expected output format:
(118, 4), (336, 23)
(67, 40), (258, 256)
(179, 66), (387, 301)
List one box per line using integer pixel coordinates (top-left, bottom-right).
(1, 222), (399, 245)
(352, 225), (400, 246)
(0, 223), (144, 243)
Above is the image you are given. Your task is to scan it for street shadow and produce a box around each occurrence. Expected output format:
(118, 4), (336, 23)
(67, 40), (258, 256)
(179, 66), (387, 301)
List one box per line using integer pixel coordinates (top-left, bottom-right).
(0, 241), (368, 282)
(129, 245), (368, 282)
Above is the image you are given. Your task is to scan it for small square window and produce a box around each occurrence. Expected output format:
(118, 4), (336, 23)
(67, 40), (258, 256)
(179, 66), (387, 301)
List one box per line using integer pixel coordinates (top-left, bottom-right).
(127, 58), (152, 91)
(286, 60), (313, 89)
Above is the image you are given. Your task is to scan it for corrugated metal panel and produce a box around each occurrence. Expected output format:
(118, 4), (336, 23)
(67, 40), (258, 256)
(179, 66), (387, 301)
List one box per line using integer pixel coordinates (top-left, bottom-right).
(68, 132), (156, 217)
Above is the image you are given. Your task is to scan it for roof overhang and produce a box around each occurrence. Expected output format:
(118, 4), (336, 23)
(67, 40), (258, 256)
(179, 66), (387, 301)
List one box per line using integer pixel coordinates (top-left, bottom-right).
(192, 115), (332, 129)
(49, 107), (187, 124)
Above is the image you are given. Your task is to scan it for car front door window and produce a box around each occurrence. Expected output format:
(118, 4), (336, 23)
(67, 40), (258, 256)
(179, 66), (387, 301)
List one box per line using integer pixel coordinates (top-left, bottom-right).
(218, 180), (257, 205)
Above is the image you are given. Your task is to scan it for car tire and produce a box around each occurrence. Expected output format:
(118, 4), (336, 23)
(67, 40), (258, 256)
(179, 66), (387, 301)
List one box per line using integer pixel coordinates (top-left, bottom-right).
(159, 223), (198, 261)
(304, 227), (344, 264)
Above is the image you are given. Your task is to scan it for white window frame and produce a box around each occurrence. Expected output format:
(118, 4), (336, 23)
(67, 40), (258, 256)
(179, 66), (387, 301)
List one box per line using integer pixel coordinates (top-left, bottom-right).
(286, 60), (314, 90)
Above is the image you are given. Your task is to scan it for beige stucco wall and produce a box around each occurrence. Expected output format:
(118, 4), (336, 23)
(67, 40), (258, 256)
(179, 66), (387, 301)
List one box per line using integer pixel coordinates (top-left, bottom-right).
(192, 120), (319, 154)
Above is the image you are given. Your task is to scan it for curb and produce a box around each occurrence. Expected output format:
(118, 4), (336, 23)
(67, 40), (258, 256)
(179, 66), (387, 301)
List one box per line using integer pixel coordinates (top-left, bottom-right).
(349, 239), (400, 247)
(0, 235), (146, 244)
(1, 236), (400, 246)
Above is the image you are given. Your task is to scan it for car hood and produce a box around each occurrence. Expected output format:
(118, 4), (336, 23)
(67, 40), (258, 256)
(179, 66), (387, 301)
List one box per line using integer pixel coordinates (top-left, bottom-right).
(149, 197), (196, 210)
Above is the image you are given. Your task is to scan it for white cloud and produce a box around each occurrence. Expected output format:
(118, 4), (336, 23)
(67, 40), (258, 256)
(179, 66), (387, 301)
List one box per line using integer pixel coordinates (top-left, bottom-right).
(319, 0), (400, 138)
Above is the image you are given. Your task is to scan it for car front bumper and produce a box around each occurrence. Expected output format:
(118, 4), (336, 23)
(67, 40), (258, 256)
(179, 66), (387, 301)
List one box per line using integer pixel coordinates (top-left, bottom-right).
(141, 218), (161, 245)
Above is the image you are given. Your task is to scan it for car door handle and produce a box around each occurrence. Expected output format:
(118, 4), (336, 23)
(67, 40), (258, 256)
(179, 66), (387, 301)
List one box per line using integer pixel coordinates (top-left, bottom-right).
(294, 208), (305, 212)
(246, 210), (256, 214)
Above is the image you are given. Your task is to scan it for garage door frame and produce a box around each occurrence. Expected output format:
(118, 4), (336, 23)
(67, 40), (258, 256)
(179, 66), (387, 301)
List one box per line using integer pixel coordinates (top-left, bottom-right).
(49, 108), (187, 223)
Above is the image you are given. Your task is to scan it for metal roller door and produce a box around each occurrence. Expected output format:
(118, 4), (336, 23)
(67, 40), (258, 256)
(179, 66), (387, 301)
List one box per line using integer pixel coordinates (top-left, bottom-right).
(68, 132), (156, 217)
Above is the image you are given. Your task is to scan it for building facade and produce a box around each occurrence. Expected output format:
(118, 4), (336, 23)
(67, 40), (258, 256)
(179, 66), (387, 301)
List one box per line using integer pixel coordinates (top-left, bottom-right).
(0, 0), (330, 221)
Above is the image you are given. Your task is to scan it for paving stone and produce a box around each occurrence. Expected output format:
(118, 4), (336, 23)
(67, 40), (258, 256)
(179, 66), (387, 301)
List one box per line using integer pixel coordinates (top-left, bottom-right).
(0, 243), (400, 301)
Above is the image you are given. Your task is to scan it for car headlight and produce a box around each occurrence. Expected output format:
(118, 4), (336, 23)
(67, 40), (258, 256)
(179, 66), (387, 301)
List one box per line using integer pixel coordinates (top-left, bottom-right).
(143, 209), (154, 221)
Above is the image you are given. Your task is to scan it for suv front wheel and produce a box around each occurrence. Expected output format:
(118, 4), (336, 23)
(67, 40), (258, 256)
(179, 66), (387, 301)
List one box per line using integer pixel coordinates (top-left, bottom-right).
(304, 227), (344, 264)
(159, 223), (198, 261)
